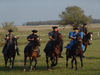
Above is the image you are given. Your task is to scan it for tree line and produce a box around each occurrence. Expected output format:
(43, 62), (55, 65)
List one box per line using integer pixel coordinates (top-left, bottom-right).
(23, 20), (59, 26)
(23, 19), (100, 26)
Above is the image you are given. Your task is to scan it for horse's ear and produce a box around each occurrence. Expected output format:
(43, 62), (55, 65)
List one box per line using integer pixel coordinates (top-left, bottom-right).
(88, 32), (93, 34)
(90, 32), (93, 34)
(17, 37), (20, 39)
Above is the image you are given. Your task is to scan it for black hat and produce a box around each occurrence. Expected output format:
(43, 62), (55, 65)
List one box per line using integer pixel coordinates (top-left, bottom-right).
(83, 23), (87, 26)
(32, 30), (38, 33)
(52, 26), (58, 29)
(73, 28), (79, 30)
(8, 29), (13, 32)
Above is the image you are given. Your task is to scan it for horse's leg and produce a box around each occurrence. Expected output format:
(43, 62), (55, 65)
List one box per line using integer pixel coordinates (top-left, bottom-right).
(55, 55), (58, 66)
(23, 54), (27, 71)
(80, 56), (83, 68)
(29, 57), (33, 71)
(66, 55), (69, 68)
(83, 45), (87, 53)
(4, 57), (8, 68)
(34, 58), (37, 70)
(12, 56), (15, 69)
(71, 56), (74, 69)
(51, 58), (54, 67)
(51, 55), (55, 67)
(9, 58), (12, 68)
(46, 54), (50, 70)
(74, 56), (78, 70)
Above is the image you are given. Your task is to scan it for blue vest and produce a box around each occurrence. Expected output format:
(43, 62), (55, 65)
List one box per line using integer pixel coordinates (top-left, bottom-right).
(65, 31), (84, 51)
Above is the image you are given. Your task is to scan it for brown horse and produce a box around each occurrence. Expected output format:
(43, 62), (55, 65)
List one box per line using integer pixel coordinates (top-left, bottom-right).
(82, 32), (93, 53)
(66, 35), (83, 70)
(44, 33), (63, 70)
(23, 36), (40, 71)
(3, 37), (19, 69)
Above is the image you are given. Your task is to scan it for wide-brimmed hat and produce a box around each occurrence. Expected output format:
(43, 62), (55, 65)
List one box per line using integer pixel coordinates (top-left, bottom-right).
(32, 30), (38, 33)
(8, 29), (13, 32)
(52, 26), (58, 29)
(83, 23), (87, 26)
(73, 28), (79, 30)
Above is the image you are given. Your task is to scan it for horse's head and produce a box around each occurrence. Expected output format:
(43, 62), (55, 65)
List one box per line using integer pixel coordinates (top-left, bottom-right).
(56, 33), (63, 43)
(32, 36), (40, 46)
(87, 32), (93, 41)
(75, 34), (82, 46)
(83, 32), (93, 46)
(12, 37), (19, 46)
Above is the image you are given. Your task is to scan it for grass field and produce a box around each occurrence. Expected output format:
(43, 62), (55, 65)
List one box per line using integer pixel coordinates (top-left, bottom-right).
(0, 25), (100, 75)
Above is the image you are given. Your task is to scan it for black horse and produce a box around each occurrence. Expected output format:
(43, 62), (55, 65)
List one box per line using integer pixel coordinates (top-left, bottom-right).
(44, 33), (63, 70)
(24, 36), (40, 71)
(66, 35), (83, 70)
(82, 32), (93, 53)
(3, 37), (19, 69)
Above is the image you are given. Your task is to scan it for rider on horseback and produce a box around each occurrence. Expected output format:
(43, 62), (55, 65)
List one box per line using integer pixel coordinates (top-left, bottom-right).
(65, 28), (84, 57)
(44, 26), (63, 58)
(2, 29), (20, 55)
(25, 30), (41, 57)
(80, 23), (88, 35)
(80, 23), (92, 45)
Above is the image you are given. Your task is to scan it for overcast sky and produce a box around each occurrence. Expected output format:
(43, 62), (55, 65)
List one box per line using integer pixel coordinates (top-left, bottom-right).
(0, 0), (100, 25)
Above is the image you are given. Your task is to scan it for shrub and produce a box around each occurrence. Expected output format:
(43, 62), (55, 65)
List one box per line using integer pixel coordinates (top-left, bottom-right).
(2, 21), (18, 32)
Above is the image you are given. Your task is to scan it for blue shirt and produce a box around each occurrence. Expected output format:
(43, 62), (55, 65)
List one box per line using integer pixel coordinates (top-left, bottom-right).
(68, 31), (84, 39)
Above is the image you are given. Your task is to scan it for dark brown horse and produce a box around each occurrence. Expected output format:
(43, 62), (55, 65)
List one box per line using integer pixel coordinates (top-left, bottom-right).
(44, 33), (63, 70)
(66, 35), (83, 70)
(3, 37), (19, 69)
(24, 36), (40, 71)
(82, 32), (93, 53)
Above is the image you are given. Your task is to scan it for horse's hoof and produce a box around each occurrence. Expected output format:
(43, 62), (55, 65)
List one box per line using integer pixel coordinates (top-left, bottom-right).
(9, 66), (12, 68)
(71, 67), (74, 69)
(29, 68), (33, 72)
(29, 70), (32, 72)
(81, 67), (84, 68)
(33, 68), (36, 70)
(47, 69), (51, 71)
(66, 65), (68, 68)
(75, 69), (78, 71)
(23, 69), (26, 72)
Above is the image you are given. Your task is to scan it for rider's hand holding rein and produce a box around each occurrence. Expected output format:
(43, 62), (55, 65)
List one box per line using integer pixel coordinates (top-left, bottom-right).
(69, 36), (76, 40)
(49, 36), (55, 41)
(27, 38), (34, 41)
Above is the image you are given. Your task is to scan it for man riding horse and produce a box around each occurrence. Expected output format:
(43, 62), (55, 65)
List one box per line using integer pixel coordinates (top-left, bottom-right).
(44, 26), (63, 58)
(2, 29), (20, 55)
(65, 28), (84, 57)
(80, 23), (88, 35)
(24, 30), (41, 57)
(80, 23), (92, 45)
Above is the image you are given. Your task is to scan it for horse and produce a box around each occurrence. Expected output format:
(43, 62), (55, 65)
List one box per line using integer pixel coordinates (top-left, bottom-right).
(3, 37), (19, 69)
(66, 34), (83, 70)
(82, 32), (93, 53)
(44, 33), (63, 70)
(23, 36), (40, 71)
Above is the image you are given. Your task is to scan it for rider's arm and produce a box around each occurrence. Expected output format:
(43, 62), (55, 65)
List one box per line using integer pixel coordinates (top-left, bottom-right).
(27, 35), (34, 41)
(48, 32), (55, 41)
(69, 36), (76, 40)
(49, 36), (55, 41)
(68, 32), (76, 40)
(5, 36), (9, 40)
(27, 38), (34, 41)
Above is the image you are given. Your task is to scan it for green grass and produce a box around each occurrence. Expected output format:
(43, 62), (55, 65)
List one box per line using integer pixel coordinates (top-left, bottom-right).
(0, 27), (100, 75)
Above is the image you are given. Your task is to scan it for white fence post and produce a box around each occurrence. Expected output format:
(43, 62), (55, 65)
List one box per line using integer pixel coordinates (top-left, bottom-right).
(98, 32), (100, 37)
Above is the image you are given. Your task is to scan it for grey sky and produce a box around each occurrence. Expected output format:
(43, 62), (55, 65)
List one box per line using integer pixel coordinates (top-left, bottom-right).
(0, 0), (100, 25)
